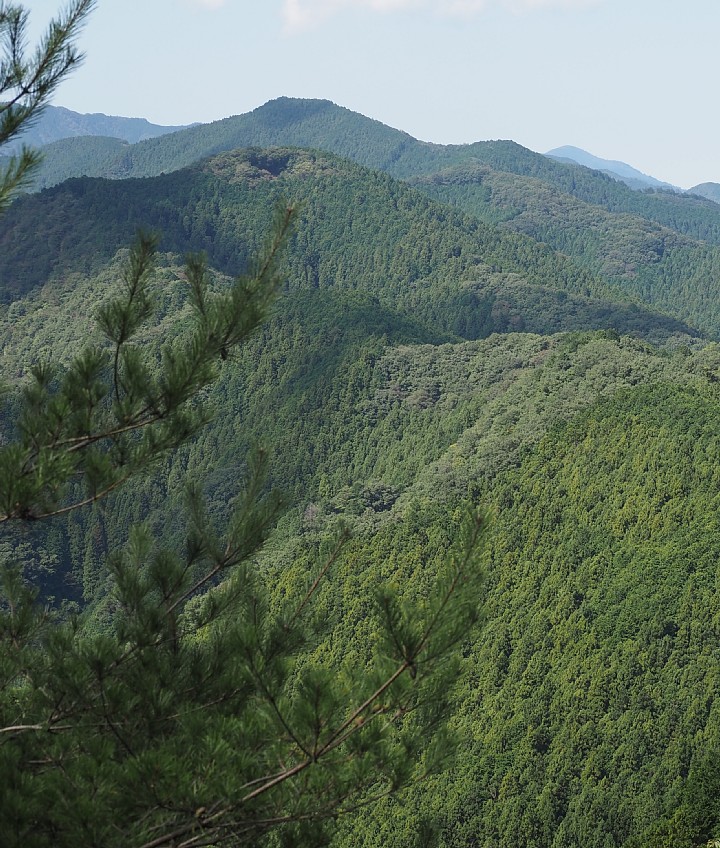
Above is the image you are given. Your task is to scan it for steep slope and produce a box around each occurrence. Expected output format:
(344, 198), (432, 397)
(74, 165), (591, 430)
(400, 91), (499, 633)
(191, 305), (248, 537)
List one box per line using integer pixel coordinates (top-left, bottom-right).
(211, 328), (720, 848)
(308, 336), (720, 848)
(449, 376), (720, 848)
(410, 163), (720, 337)
(0, 147), (692, 343)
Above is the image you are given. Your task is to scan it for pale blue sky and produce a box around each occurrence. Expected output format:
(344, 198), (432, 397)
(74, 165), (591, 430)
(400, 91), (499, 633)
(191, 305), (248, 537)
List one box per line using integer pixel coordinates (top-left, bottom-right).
(28, 1), (720, 188)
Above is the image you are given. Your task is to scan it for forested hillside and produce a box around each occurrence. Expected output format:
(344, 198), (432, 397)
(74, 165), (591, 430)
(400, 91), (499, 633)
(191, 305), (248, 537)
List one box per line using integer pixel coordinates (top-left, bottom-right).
(0, 147), (694, 343)
(411, 163), (720, 336)
(4, 103), (720, 846)
(332, 349), (720, 848)
(20, 98), (720, 240)
(17, 97), (720, 338)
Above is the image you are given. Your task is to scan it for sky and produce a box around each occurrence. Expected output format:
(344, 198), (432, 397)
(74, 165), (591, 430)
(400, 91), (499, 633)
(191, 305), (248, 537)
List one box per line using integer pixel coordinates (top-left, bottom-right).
(27, 0), (720, 189)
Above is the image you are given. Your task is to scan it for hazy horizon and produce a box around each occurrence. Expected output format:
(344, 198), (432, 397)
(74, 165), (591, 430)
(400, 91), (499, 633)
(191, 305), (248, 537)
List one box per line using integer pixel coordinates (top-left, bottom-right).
(28, 0), (720, 189)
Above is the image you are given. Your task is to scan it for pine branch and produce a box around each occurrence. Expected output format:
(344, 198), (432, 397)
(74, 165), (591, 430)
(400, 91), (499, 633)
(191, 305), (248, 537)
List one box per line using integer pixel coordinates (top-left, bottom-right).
(0, 206), (297, 524)
(284, 526), (350, 631)
(0, 1), (96, 205)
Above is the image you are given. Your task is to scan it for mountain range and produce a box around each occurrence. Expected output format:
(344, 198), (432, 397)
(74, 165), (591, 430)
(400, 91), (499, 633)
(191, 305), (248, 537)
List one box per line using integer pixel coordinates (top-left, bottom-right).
(544, 144), (680, 191)
(10, 97), (720, 337)
(4, 96), (720, 847)
(8, 104), (188, 150)
(18, 101), (720, 206)
(545, 144), (720, 203)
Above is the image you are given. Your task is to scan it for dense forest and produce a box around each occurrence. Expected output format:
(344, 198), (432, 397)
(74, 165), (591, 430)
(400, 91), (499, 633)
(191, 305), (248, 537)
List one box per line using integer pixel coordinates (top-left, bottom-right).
(5, 95), (720, 846)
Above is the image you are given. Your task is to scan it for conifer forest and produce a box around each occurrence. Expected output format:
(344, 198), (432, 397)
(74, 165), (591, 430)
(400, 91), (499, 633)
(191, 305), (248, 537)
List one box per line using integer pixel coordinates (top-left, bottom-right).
(3, 2), (720, 846)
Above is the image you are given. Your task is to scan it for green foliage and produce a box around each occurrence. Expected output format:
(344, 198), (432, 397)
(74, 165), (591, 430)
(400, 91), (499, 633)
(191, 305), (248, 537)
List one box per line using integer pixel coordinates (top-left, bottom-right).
(447, 383), (720, 847)
(0, 461), (486, 845)
(18, 95), (720, 339)
(0, 226), (489, 847)
(411, 163), (720, 338)
(7, 209), (720, 847)
(323, 372), (720, 848)
(0, 0), (95, 209)
(0, 91), (490, 841)
(0, 205), (293, 522)
(7, 75), (720, 848)
(22, 95), (720, 248)
(0, 147), (697, 347)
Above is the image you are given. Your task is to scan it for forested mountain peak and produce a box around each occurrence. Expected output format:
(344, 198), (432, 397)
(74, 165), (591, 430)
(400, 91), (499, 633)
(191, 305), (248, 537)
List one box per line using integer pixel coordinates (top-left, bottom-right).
(250, 95), (339, 122)
(8, 6), (720, 844)
(6, 92), (720, 337)
(2, 97), (586, 188)
(17, 97), (720, 253)
(247, 96), (412, 141)
(7, 75), (720, 846)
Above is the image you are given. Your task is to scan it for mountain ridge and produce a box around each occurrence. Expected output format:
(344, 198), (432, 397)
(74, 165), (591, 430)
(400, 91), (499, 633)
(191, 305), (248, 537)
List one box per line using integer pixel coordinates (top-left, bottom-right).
(5, 99), (720, 847)
(7, 104), (190, 150)
(2, 145), (695, 344)
(24, 102), (703, 197)
(545, 144), (679, 191)
(17, 98), (720, 246)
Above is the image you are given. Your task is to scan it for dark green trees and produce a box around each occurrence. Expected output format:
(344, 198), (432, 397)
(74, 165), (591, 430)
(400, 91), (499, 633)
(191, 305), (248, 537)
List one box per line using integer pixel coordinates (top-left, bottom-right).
(0, 426), (485, 846)
(0, 5), (485, 845)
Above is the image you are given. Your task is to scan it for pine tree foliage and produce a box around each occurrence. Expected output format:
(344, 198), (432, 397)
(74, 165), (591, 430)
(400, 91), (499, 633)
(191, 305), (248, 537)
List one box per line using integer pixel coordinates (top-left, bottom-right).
(0, 205), (293, 523)
(0, 5), (487, 844)
(0, 0), (95, 209)
(0, 455), (485, 846)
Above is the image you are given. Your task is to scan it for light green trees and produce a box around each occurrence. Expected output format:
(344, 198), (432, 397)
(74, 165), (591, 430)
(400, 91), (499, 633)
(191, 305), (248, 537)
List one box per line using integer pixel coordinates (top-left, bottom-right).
(0, 4), (485, 845)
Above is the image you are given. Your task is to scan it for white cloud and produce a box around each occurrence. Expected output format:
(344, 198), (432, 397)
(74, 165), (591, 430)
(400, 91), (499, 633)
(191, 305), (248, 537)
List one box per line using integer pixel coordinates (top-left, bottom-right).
(282, 0), (601, 30)
(283, 0), (415, 30)
(506, 0), (600, 10)
(187, 0), (227, 8)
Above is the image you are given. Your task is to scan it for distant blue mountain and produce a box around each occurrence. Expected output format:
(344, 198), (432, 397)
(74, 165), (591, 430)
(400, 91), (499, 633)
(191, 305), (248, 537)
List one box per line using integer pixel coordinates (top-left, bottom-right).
(7, 105), (190, 151)
(545, 145), (679, 192)
(688, 182), (720, 204)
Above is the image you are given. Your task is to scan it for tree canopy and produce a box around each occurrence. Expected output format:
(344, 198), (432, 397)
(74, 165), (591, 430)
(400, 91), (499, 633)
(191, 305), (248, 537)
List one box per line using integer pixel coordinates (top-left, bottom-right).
(0, 4), (486, 846)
